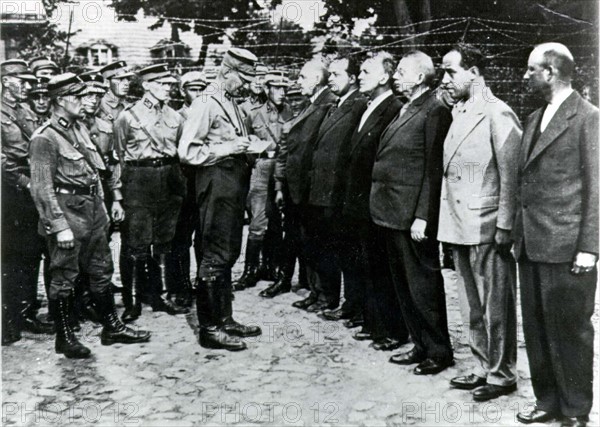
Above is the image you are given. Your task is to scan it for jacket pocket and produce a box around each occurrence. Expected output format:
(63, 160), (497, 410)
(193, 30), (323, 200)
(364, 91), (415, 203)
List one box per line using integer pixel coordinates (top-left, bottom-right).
(468, 195), (499, 210)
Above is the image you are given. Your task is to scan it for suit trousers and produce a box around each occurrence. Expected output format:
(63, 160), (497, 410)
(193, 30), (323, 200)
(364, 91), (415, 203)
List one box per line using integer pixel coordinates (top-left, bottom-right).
(519, 257), (596, 417)
(452, 243), (517, 386)
(384, 229), (453, 362)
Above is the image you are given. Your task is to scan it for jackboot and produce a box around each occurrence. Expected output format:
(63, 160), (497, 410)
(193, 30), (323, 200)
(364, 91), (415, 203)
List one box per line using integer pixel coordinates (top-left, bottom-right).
(151, 253), (189, 315)
(52, 292), (91, 359)
(220, 277), (261, 338)
(196, 277), (246, 351)
(256, 252), (277, 282)
(20, 303), (54, 334)
(233, 238), (261, 291)
(259, 270), (291, 298)
(174, 250), (193, 308)
(2, 304), (21, 346)
(120, 254), (143, 323)
(94, 290), (151, 345)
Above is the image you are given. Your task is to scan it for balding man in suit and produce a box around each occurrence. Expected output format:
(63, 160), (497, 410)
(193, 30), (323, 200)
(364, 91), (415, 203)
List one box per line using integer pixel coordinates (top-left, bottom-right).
(515, 43), (598, 427)
(372, 51), (454, 375)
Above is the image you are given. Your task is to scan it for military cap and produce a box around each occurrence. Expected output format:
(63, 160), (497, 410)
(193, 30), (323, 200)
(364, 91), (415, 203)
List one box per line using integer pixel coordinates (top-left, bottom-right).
(79, 71), (108, 95)
(254, 62), (269, 77)
(1, 59), (37, 81)
(30, 76), (50, 95)
(28, 56), (59, 76)
(222, 48), (258, 82)
(137, 63), (178, 83)
(180, 71), (207, 89)
(99, 61), (134, 79)
(286, 83), (303, 97)
(264, 70), (290, 87)
(47, 73), (86, 98)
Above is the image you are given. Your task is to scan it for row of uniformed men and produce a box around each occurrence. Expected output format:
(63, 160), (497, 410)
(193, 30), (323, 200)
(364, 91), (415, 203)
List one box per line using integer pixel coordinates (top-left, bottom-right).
(1, 50), (308, 356)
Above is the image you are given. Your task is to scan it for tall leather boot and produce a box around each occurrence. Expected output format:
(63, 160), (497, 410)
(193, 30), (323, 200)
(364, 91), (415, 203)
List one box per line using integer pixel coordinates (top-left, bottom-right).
(233, 238), (261, 291)
(196, 277), (246, 351)
(121, 254), (143, 323)
(259, 254), (293, 298)
(175, 250), (193, 308)
(151, 253), (189, 315)
(52, 291), (91, 359)
(94, 290), (151, 345)
(2, 304), (21, 346)
(221, 275), (262, 337)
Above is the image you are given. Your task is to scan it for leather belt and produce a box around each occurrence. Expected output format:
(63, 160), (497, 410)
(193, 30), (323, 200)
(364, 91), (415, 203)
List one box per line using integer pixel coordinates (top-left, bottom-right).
(55, 183), (99, 196)
(125, 157), (178, 167)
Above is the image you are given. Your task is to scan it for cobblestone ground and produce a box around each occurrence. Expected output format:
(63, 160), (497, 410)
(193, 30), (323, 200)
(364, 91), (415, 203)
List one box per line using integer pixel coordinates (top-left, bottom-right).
(2, 231), (599, 427)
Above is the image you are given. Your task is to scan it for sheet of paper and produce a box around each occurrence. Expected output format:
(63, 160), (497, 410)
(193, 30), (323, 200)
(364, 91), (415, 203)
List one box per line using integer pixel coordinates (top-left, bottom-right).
(247, 138), (272, 154)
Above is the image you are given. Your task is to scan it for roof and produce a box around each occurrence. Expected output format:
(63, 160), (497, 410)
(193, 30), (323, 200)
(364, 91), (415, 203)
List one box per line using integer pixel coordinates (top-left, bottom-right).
(1, 0), (47, 24)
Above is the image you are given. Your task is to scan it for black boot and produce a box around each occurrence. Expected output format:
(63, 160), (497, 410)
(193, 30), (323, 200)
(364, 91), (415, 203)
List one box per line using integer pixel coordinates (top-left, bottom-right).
(121, 254), (143, 323)
(78, 287), (102, 324)
(174, 251), (193, 308)
(2, 304), (21, 346)
(95, 290), (151, 345)
(20, 303), (55, 334)
(196, 277), (246, 351)
(259, 271), (292, 298)
(221, 275), (262, 337)
(233, 238), (261, 291)
(52, 293), (91, 359)
(151, 253), (189, 315)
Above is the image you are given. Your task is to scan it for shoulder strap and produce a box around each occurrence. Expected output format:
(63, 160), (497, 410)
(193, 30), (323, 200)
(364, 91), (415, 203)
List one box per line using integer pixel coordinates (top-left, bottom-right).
(256, 111), (278, 143)
(128, 108), (161, 147)
(48, 123), (101, 173)
(211, 96), (243, 136)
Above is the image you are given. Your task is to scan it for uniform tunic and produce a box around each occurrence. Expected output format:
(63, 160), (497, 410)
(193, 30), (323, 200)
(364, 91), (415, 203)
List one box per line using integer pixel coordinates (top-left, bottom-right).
(29, 117), (112, 299)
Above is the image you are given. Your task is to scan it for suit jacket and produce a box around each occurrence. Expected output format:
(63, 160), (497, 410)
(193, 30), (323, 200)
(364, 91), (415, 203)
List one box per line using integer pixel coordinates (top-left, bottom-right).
(308, 90), (368, 208)
(274, 88), (337, 205)
(342, 94), (402, 221)
(437, 85), (522, 245)
(371, 89), (452, 238)
(513, 91), (599, 262)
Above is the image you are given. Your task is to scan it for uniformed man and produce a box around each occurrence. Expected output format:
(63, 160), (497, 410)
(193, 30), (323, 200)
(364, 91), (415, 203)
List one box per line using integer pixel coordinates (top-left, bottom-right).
(169, 70), (208, 308)
(286, 84), (309, 118)
(178, 71), (207, 119)
(98, 61), (134, 123)
(29, 74), (151, 358)
(28, 56), (60, 78)
(1, 60), (54, 346)
(235, 70), (292, 293)
(179, 48), (263, 351)
(113, 64), (189, 322)
(28, 77), (51, 125)
(239, 62), (268, 118)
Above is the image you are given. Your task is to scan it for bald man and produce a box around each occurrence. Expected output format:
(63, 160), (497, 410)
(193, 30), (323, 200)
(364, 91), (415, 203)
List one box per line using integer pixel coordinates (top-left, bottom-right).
(515, 43), (598, 427)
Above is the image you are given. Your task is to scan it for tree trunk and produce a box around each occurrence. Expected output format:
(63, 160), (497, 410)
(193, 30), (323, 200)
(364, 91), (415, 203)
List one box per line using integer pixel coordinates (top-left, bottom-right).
(418, 0), (432, 33)
(391, 0), (416, 50)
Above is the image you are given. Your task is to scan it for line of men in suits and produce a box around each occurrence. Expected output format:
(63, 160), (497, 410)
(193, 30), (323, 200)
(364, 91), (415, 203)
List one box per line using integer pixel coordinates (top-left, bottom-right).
(1, 40), (597, 426)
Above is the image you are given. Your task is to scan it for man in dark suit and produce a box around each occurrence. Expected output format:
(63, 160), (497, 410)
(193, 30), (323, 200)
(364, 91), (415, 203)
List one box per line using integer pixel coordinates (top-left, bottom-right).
(274, 58), (338, 309)
(371, 51), (453, 374)
(515, 43), (598, 427)
(342, 52), (407, 352)
(303, 55), (367, 314)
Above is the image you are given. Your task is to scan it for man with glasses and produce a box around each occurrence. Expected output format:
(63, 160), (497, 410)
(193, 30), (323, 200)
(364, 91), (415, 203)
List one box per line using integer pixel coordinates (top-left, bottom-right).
(113, 64), (189, 322)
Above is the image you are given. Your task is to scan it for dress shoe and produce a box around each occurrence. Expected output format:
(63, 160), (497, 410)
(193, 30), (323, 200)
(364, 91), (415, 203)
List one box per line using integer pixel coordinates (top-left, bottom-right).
(320, 307), (354, 321)
(152, 297), (190, 315)
(516, 406), (558, 424)
(450, 374), (487, 390)
(389, 348), (425, 365)
(258, 281), (290, 298)
(306, 301), (337, 313)
(21, 316), (55, 334)
(292, 295), (317, 309)
(343, 316), (364, 329)
(414, 358), (455, 375)
(370, 338), (403, 351)
(352, 330), (373, 341)
(472, 383), (517, 401)
(560, 415), (589, 427)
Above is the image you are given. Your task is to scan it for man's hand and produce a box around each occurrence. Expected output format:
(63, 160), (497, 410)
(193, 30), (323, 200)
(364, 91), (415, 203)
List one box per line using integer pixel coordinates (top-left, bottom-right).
(275, 190), (285, 210)
(410, 218), (427, 242)
(494, 227), (512, 260)
(571, 252), (598, 275)
(232, 137), (250, 155)
(56, 229), (75, 249)
(111, 201), (125, 223)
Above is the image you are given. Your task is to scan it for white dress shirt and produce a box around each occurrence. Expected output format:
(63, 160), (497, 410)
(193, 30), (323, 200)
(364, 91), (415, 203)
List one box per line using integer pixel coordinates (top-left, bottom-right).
(358, 90), (393, 132)
(337, 89), (357, 108)
(540, 88), (573, 132)
(310, 86), (326, 104)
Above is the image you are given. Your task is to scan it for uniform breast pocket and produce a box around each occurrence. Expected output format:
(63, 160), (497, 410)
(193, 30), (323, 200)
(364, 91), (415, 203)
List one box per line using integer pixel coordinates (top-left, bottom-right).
(162, 120), (180, 146)
(129, 121), (147, 143)
(58, 148), (89, 179)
